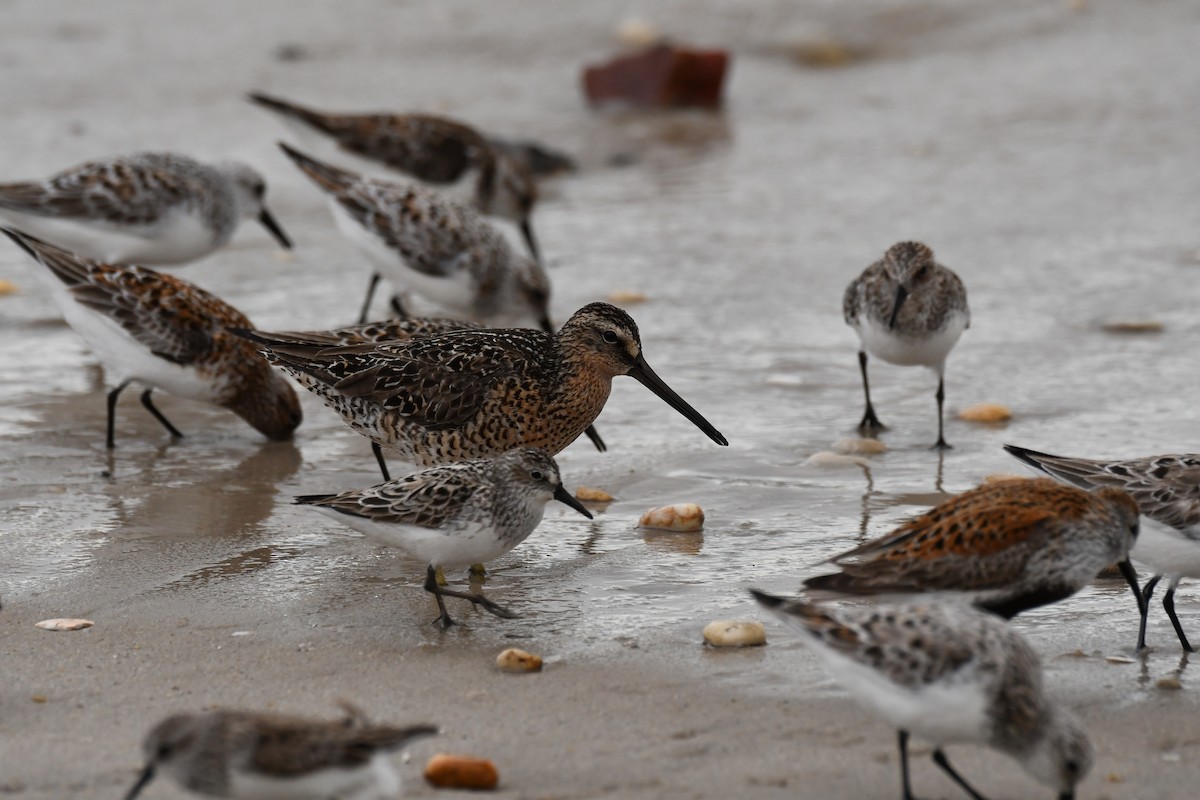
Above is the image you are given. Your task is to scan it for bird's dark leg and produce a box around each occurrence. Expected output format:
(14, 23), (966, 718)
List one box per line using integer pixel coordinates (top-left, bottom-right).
(371, 442), (391, 482)
(857, 351), (886, 433)
(933, 375), (951, 450)
(357, 272), (381, 324)
(106, 380), (133, 449)
(898, 730), (917, 800)
(1118, 560), (1149, 653)
(1162, 577), (1194, 653)
(140, 389), (183, 440)
(583, 424), (607, 452)
(1137, 574), (1161, 651)
(931, 749), (988, 800)
(424, 564), (517, 630)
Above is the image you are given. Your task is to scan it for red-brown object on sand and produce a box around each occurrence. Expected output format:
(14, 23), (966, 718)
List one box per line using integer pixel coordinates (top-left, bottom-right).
(583, 44), (729, 109)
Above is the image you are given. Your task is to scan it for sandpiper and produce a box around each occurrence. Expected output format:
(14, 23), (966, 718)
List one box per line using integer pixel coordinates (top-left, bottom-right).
(235, 302), (727, 467)
(124, 705), (437, 800)
(752, 591), (1093, 800)
(274, 317), (607, 480)
(843, 241), (969, 448)
(0, 152), (290, 265)
(1006, 444), (1200, 652)
(249, 92), (541, 260)
(296, 447), (592, 628)
(804, 477), (1141, 619)
(279, 143), (548, 326)
(4, 228), (302, 447)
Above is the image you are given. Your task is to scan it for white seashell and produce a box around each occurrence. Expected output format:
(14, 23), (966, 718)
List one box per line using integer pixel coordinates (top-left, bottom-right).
(35, 618), (94, 631)
(703, 620), (766, 647)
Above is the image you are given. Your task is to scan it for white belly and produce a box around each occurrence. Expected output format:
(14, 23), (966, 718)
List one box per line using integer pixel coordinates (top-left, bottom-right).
(855, 311), (968, 370)
(1132, 519), (1200, 578)
(0, 206), (219, 265)
(228, 754), (397, 799)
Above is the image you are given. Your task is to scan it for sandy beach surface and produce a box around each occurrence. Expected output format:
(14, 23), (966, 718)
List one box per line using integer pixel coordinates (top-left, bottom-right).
(2, 1), (1199, 798)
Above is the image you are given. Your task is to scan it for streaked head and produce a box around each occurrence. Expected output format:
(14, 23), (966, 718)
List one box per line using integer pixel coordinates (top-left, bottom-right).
(125, 713), (207, 800)
(225, 365), (303, 441)
(1017, 707), (1093, 800)
(217, 161), (292, 249)
(496, 448), (591, 519)
(880, 241), (935, 329)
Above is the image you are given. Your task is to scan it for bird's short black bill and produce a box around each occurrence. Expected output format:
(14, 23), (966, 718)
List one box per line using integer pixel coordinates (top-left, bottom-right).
(258, 208), (293, 250)
(123, 763), (156, 800)
(628, 355), (728, 446)
(888, 284), (908, 329)
(554, 484), (594, 519)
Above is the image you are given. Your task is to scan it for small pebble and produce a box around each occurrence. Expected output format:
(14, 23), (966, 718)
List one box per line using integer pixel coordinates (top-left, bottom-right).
(608, 289), (648, 304)
(616, 18), (660, 47)
(495, 648), (543, 673)
(983, 473), (1026, 484)
(1101, 320), (1163, 334)
(1105, 773), (1124, 783)
(640, 503), (704, 532)
(804, 451), (869, 469)
(790, 39), (856, 68)
(832, 437), (886, 455)
(958, 403), (1012, 423)
(1156, 677), (1182, 691)
(35, 618), (94, 632)
(0, 278), (19, 296)
(31, 695), (48, 704)
(424, 753), (499, 790)
(575, 486), (614, 503)
(703, 620), (766, 647)
(1105, 655), (1135, 664)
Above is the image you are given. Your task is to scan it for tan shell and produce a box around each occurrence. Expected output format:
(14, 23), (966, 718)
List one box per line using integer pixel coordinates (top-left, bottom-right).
(703, 620), (766, 647)
(832, 437), (887, 455)
(608, 289), (648, 304)
(495, 648), (543, 673)
(958, 403), (1012, 423)
(982, 473), (1026, 484)
(1101, 320), (1163, 334)
(639, 503), (704, 532)
(35, 618), (94, 632)
(424, 753), (499, 790)
(575, 486), (615, 503)
(0, 279), (19, 296)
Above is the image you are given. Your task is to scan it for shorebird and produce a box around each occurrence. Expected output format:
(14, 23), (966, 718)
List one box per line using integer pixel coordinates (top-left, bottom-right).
(279, 143), (549, 326)
(0, 152), (290, 265)
(4, 228), (302, 447)
(803, 477), (1142, 619)
(235, 302), (727, 468)
(297, 448), (593, 628)
(844, 241), (969, 448)
(1006, 444), (1200, 652)
(248, 92), (541, 260)
(124, 705), (436, 800)
(752, 591), (1093, 800)
(275, 317), (607, 480)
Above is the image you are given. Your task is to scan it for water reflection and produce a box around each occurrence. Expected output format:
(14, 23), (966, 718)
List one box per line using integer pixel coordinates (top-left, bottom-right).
(643, 529), (704, 556)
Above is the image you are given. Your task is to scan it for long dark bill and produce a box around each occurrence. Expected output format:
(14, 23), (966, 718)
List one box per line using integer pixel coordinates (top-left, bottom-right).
(628, 354), (728, 446)
(887, 284), (909, 329)
(258, 208), (293, 250)
(520, 219), (541, 264)
(122, 763), (156, 800)
(554, 484), (594, 519)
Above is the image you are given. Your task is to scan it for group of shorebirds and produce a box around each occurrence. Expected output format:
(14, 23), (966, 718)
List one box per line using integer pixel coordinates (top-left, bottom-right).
(4, 91), (1195, 800)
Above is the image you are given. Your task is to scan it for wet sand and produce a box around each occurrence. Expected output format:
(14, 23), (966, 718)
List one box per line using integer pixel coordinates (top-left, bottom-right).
(2, 0), (1200, 797)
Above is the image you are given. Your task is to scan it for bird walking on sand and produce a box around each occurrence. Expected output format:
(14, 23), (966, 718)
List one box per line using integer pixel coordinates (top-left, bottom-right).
(1006, 444), (1200, 652)
(235, 302), (727, 468)
(844, 241), (969, 448)
(296, 448), (592, 628)
(272, 316), (607, 480)
(248, 91), (541, 260)
(124, 705), (436, 800)
(0, 152), (291, 265)
(803, 477), (1142, 619)
(4, 228), (301, 448)
(279, 143), (549, 326)
(752, 591), (1093, 800)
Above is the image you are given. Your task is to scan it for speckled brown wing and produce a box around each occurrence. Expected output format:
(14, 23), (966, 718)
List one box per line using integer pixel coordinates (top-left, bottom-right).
(321, 114), (488, 184)
(297, 464), (486, 528)
(16, 233), (244, 365)
(0, 157), (197, 226)
(842, 261), (882, 326)
(248, 715), (435, 776)
(259, 318), (482, 350)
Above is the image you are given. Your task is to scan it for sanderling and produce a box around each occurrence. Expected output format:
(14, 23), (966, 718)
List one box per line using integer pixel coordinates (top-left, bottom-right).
(804, 477), (1141, 619)
(124, 705), (436, 800)
(279, 143), (548, 326)
(235, 302), (726, 468)
(4, 229), (301, 447)
(1006, 444), (1200, 652)
(752, 591), (1093, 800)
(248, 92), (541, 260)
(296, 447), (592, 628)
(272, 316), (607, 480)
(0, 152), (290, 265)
(843, 241), (969, 448)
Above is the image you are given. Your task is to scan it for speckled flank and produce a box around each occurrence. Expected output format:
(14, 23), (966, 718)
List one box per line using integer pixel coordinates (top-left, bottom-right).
(4, 229), (301, 441)
(240, 302), (723, 467)
(127, 708), (436, 799)
(804, 478), (1140, 616)
(844, 242), (970, 341)
(279, 144), (547, 326)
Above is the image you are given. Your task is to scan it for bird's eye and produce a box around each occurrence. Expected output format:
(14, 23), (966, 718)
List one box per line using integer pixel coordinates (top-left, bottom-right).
(602, 331), (618, 344)
(530, 470), (544, 481)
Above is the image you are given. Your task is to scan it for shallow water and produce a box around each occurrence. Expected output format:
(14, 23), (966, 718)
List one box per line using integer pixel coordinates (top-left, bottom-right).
(2, 0), (1199, 736)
